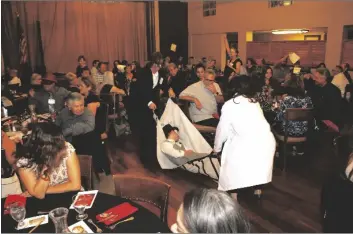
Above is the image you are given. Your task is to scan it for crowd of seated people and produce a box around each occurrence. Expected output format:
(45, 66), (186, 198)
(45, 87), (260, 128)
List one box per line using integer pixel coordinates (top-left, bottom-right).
(2, 49), (353, 233)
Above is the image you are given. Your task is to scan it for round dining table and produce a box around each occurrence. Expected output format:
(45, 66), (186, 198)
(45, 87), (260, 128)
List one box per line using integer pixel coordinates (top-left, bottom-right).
(1, 192), (171, 233)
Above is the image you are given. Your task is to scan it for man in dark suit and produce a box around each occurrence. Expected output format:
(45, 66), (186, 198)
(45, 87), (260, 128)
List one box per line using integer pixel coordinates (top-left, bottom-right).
(133, 56), (164, 169)
(161, 63), (186, 99)
(304, 68), (343, 127)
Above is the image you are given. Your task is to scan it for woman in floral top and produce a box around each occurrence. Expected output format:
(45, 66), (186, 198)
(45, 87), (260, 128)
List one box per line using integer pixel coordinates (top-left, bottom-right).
(256, 67), (281, 123)
(16, 122), (81, 199)
(273, 75), (313, 137)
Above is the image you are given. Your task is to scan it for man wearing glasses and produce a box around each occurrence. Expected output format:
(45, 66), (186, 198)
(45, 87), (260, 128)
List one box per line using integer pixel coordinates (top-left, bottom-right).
(180, 69), (224, 127)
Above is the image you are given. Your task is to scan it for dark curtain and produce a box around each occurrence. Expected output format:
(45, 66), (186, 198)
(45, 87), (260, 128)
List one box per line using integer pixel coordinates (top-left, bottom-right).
(1, 1), (20, 70)
(145, 2), (155, 60)
(34, 20), (46, 76)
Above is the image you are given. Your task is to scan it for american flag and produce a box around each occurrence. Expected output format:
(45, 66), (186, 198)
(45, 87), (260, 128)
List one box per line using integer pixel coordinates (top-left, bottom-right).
(17, 15), (28, 65)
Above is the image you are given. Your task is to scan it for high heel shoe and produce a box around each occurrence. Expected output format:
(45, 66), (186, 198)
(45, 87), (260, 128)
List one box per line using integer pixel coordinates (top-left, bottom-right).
(253, 189), (262, 200)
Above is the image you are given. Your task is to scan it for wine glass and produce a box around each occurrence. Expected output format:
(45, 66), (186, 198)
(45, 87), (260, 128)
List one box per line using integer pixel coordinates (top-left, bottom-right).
(72, 195), (88, 221)
(10, 204), (26, 230)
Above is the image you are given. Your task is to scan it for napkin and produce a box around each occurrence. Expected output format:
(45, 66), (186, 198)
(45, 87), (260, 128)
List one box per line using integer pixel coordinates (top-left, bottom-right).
(96, 202), (138, 225)
(4, 195), (27, 214)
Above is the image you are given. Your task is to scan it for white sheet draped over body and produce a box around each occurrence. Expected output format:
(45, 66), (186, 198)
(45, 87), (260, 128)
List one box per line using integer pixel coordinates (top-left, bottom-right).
(155, 99), (220, 179)
(214, 96), (276, 191)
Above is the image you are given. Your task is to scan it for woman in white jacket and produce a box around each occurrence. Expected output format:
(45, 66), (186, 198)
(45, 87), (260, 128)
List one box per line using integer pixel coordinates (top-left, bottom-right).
(214, 75), (276, 200)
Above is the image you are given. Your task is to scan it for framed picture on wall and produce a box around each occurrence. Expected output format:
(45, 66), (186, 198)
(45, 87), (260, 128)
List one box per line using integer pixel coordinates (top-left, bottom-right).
(203, 0), (216, 17)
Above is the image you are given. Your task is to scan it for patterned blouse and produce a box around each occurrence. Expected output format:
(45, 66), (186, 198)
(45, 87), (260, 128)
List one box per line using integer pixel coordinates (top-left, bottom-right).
(16, 142), (75, 186)
(256, 85), (275, 112)
(274, 95), (313, 137)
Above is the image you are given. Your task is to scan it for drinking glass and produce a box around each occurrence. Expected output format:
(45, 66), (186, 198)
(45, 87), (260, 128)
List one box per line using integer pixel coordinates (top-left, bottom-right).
(72, 195), (88, 221)
(10, 204), (26, 230)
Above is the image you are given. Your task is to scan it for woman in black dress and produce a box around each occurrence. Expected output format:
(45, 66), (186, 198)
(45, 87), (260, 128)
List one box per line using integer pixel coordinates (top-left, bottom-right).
(79, 77), (111, 175)
(76, 55), (89, 78)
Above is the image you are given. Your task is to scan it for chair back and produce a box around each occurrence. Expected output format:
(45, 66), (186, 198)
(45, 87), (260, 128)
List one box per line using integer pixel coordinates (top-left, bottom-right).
(77, 154), (93, 190)
(113, 175), (171, 223)
(285, 108), (314, 121)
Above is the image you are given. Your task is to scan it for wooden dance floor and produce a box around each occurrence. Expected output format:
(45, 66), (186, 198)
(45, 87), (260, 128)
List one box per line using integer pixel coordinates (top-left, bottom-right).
(107, 134), (339, 233)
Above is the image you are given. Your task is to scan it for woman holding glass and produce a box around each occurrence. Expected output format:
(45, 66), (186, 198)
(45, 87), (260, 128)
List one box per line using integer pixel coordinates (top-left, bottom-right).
(15, 122), (81, 199)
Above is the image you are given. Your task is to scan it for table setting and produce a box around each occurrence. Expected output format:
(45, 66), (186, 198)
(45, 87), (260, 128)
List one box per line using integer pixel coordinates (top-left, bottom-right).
(1, 191), (170, 233)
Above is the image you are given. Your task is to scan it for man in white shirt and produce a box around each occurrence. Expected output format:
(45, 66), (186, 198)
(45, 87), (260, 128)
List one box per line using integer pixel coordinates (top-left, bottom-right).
(179, 69), (224, 127)
(332, 65), (349, 97)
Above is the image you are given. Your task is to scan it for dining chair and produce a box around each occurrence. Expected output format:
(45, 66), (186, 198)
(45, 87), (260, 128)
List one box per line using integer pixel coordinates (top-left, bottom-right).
(272, 108), (314, 172)
(113, 175), (171, 224)
(77, 154), (93, 190)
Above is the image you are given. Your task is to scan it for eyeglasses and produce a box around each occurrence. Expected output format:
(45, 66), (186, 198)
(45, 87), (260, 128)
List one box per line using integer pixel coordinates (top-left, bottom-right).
(204, 79), (215, 83)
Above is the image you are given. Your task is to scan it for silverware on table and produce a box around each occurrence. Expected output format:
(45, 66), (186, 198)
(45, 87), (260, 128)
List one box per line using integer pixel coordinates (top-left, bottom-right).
(88, 219), (103, 233)
(108, 217), (135, 230)
(37, 211), (49, 215)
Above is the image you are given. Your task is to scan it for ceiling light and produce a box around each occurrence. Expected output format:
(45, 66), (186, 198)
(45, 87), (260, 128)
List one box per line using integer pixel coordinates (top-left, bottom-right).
(272, 29), (309, 35)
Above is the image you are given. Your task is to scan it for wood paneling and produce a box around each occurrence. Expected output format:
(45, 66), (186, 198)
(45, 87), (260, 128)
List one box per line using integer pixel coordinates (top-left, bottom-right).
(341, 40), (353, 65)
(247, 41), (326, 67)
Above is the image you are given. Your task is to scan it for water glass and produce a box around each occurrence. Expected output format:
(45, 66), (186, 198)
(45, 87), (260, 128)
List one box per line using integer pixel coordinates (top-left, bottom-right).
(10, 205), (26, 230)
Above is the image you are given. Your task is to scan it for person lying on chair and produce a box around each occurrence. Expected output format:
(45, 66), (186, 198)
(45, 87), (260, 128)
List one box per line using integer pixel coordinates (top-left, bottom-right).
(160, 124), (220, 180)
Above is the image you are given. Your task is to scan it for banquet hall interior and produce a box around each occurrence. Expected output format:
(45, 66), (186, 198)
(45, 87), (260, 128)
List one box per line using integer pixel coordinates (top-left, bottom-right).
(1, 0), (353, 233)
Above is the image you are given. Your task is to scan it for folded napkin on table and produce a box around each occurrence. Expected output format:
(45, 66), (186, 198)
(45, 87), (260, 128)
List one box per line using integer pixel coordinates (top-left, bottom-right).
(4, 195), (27, 214)
(96, 202), (138, 225)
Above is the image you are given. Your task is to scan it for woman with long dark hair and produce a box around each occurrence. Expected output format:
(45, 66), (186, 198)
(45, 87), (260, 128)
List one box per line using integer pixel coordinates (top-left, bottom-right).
(15, 122), (81, 199)
(214, 75), (276, 200)
(171, 188), (251, 233)
(255, 67), (281, 123)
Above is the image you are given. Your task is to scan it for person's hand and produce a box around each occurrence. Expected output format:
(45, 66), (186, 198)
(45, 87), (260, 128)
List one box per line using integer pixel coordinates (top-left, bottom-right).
(119, 89), (126, 96)
(206, 84), (217, 94)
(184, 150), (195, 157)
(101, 132), (108, 140)
(194, 98), (202, 110)
(168, 88), (176, 98)
(29, 89), (35, 97)
(148, 102), (157, 110)
(40, 165), (49, 177)
(160, 90), (164, 96)
(303, 74), (312, 79)
(119, 102), (124, 108)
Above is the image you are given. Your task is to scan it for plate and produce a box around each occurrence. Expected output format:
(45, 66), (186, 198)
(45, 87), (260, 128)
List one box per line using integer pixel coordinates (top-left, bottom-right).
(17, 215), (48, 230)
(70, 190), (98, 209)
(69, 221), (94, 233)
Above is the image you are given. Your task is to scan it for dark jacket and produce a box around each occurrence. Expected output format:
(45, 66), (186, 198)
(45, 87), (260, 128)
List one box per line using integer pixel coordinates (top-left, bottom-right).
(133, 66), (163, 113)
(307, 82), (343, 126)
(29, 86), (70, 114)
(161, 70), (186, 98)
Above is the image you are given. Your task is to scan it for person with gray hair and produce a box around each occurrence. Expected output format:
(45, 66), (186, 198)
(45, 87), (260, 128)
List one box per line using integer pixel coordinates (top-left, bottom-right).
(55, 92), (95, 142)
(171, 188), (251, 233)
(162, 62), (186, 98)
(180, 69), (224, 127)
(304, 68), (343, 126)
